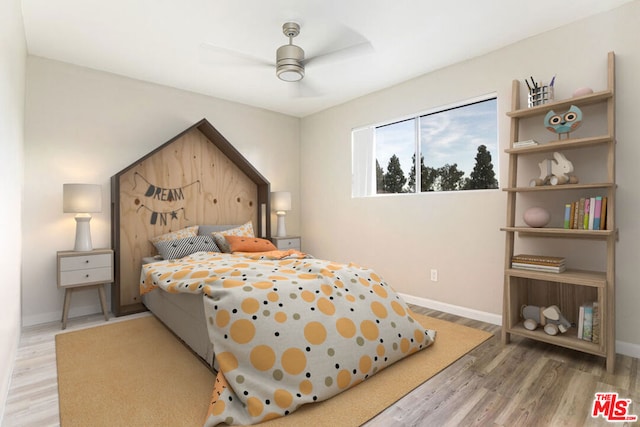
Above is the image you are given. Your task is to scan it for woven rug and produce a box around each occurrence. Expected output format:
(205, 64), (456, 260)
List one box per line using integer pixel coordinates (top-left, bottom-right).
(56, 313), (492, 426)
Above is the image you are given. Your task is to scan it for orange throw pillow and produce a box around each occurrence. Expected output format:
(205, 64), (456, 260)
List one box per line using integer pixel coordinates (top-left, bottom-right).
(224, 235), (278, 252)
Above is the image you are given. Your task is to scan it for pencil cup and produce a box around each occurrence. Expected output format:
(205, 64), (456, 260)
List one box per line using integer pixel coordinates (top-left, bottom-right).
(528, 86), (554, 107)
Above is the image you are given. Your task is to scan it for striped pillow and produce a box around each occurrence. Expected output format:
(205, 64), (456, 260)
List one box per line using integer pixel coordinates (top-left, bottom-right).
(153, 235), (220, 260)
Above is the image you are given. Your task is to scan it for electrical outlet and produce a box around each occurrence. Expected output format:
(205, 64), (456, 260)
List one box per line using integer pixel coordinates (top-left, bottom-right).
(430, 269), (438, 282)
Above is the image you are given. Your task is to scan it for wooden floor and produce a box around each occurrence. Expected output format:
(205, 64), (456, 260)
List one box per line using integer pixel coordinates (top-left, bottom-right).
(3, 306), (639, 427)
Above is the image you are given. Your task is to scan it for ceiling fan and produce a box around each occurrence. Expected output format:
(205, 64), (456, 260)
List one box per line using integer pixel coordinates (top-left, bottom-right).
(200, 21), (373, 87)
(276, 22), (306, 82)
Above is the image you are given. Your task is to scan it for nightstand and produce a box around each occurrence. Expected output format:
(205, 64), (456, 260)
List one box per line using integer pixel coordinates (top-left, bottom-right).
(57, 248), (113, 329)
(271, 236), (301, 251)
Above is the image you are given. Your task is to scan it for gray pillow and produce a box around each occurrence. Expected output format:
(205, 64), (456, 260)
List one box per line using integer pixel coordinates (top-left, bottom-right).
(153, 235), (220, 260)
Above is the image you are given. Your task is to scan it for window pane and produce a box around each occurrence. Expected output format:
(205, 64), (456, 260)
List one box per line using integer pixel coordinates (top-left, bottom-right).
(351, 95), (498, 197)
(419, 98), (498, 191)
(375, 118), (415, 194)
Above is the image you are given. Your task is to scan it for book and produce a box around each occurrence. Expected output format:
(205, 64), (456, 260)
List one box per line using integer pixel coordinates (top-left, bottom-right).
(577, 305), (585, 339)
(511, 259), (565, 267)
(511, 254), (565, 264)
(593, 196), (602, 230)
(563, 203), (571, 229)
(591, 302), (600, 344)
(578, 198), (586, 229)
(583, 197), (590, 230)
(569, 202), (576, 229)
(572, 200), (579, 229)
(511, 263), (566, 273)
(599, 197), (607, 230)
(582, 304), (593, 341)
(513, 139), (539, 148)
(511, 259), (565, 268)
(588, 196), (596, 230)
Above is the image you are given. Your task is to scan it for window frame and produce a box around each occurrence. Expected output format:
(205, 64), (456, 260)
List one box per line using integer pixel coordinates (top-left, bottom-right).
(352, 93), (499, 197)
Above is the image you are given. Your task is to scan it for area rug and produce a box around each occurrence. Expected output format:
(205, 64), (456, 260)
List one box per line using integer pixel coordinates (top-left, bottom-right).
(56, 313), (492, 427)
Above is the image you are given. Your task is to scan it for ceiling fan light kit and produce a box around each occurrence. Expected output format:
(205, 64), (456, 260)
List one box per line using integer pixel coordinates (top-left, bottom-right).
(276, 44), (305, 81)
(276, 22), (305, 82)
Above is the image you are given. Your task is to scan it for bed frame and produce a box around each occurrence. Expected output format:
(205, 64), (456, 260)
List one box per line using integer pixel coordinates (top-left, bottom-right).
(110, 118), (271, 316)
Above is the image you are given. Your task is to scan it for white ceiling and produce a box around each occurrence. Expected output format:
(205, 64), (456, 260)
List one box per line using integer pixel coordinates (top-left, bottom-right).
(21, 0), (633, 117)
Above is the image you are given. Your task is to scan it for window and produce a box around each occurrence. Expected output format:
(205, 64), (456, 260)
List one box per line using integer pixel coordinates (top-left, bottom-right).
(352, 96), (498, 197)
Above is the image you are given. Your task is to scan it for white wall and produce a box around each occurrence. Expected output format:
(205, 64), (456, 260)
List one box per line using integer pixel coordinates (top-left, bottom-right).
(300, 2), (640, 354)
(0, 0), (26, 419)
(22, 57), (300, 326)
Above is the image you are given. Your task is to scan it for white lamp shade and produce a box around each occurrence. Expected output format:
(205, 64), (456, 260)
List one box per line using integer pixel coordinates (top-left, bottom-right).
(63, 184), (102, 213)
(271, 191), (292, 212)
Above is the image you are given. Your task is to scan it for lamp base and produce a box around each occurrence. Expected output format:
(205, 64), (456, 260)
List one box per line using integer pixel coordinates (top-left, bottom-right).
(74, 214), (93, 252)
(275, 213), (287, 238)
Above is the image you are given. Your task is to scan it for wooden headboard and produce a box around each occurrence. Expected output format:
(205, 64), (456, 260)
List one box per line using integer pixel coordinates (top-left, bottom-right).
(110, 119), (270, 316)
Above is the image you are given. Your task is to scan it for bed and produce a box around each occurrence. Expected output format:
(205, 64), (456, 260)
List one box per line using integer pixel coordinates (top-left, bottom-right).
(111, 119), (436, 426)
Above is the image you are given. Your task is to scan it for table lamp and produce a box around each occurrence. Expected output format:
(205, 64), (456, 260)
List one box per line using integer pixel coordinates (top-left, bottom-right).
(271, 191), (291, 238)
(63, 183), (102, 251)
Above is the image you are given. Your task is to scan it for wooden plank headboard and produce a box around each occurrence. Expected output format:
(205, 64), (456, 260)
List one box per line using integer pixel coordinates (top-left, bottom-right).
(110, 119), (270, 316)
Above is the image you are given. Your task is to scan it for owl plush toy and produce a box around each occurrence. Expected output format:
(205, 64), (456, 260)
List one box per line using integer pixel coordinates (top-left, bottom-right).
(544, 105), (583, 139)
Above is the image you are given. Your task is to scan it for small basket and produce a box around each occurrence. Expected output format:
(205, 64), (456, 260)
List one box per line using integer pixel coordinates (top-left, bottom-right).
(528, 86), (554, 108)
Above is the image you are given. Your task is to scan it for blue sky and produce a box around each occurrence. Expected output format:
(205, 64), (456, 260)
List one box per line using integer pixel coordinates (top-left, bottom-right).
(375, 98), (498, 182)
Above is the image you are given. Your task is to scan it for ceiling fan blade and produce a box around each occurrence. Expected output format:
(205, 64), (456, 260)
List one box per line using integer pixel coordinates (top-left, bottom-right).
(303, 40), (374, 68)
(286, 79), (322, 98)
(199, 42), (274, 68)
(298, 79), (322, 97)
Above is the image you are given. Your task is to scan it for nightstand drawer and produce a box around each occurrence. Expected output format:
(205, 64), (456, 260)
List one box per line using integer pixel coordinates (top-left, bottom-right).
(273, 237), (301, 250)
(59, 253), (112, 271)
(59, 267), (113, 287)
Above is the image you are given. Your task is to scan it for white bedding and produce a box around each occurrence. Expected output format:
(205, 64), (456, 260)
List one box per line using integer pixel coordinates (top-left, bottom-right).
(141, 288), (214, 366)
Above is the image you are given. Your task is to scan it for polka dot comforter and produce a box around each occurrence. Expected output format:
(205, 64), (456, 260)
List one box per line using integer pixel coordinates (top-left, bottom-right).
(141, 250), (436, 426)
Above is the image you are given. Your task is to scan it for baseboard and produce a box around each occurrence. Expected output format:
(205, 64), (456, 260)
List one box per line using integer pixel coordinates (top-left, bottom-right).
(23, 303), (107, 327)
(399, 293), (502, 326)
(400, 293), (640, 360)
(616, 340), (640, 360)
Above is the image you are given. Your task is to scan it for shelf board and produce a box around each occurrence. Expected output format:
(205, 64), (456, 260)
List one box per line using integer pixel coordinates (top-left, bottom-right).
(505, 135), (613, 154)
(507, 323), (604, 357)
(502, 182), (614, 192)
(506, 268), (606, 287)
(506, 90), (613, 118)
(501, 226), (615, 239)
